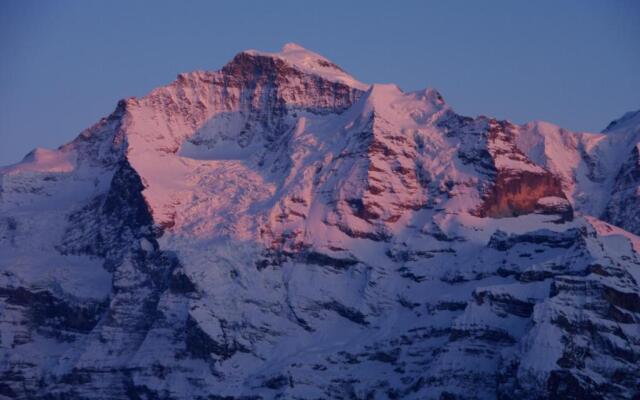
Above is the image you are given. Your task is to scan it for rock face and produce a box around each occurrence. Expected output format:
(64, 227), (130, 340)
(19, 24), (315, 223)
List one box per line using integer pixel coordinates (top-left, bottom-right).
(604, 142), (640, 235)
(477, 119), (569, 219)
(0, 43), (639, 400)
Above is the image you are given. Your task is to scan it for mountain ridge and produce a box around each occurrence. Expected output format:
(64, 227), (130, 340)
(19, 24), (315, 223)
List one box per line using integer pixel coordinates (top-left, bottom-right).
(1, 43), (639, 400)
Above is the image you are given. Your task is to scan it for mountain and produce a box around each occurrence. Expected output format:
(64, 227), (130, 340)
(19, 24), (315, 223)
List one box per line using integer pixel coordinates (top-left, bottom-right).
(1, 43), (639, 400)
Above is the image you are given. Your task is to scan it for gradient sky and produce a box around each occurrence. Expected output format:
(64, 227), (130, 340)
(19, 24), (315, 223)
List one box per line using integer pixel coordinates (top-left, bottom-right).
(1, 0), (639, 165)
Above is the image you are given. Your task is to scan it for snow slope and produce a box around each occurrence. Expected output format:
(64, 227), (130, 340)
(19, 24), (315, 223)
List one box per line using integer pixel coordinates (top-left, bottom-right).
(1, 44), (639, 400)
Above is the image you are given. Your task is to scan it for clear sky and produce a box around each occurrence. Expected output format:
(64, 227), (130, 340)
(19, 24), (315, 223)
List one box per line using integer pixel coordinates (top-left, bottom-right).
(1, 0), (639, 165)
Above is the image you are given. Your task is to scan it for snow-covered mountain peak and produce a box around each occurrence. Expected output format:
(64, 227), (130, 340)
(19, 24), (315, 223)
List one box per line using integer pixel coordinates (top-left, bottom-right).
(1, 147), (75, 175)
(603, 109), (640, 134)
(281, 42), (308, 52)
(241, 43), (368, 90)
(360, 83), (404, 110)
(354, 83), (449, 128)
(1, 44), (640, 400)
(411, 87), (446, 105)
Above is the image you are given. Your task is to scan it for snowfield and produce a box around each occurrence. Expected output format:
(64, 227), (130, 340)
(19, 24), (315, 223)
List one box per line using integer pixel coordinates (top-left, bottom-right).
(1, 44), (639, 400)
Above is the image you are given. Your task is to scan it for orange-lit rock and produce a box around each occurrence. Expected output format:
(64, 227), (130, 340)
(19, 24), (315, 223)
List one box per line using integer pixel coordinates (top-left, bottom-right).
(476, 170), (569, 218)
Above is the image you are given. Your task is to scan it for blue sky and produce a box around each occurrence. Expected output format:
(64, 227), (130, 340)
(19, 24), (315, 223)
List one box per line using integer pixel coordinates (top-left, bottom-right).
(1, 0), (639, 165)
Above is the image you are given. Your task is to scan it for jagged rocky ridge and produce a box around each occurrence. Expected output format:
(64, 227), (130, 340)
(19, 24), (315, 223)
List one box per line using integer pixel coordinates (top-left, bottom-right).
(0, 43), (639, 399)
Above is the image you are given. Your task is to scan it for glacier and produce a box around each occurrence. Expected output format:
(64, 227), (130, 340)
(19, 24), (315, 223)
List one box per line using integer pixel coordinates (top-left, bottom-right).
(0, 43), (639, 399)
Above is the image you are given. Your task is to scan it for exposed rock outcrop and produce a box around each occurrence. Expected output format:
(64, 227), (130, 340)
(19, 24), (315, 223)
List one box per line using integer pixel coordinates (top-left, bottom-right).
(0, 44), (638, 399)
